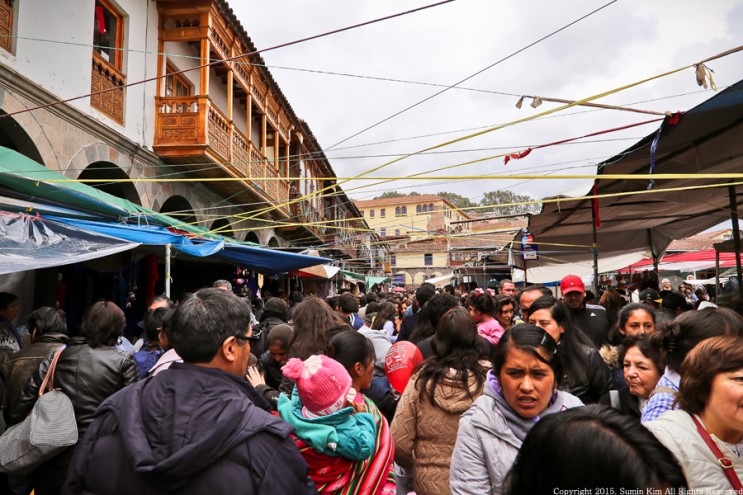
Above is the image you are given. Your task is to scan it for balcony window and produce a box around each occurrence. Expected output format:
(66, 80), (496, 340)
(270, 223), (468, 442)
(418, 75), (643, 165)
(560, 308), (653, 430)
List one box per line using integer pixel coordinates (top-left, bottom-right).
(380, 228), (386, 237)
(401, 206), (407, 215)
(381, 208), (386, 218)
(91, 0), (126, 123)
(416, 205), (422, 214)
(0, 0), (14, 53)
(369, 209), (375, 218)
(395, 229), (400, 236)
(395, 206), (400, 216)
(424, 253), (433, 266)
(422, 204), (428, 213)
(390, 254), (396, 266)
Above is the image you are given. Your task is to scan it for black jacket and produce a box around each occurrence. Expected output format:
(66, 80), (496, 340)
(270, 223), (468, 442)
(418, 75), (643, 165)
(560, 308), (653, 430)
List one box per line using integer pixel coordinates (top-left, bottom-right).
(599, 386), (641, 419)
(568, 304), (611, 349)
(63, 363), (316, 495)
(7, 337), (138, 438)
(560, 344), (616, 405)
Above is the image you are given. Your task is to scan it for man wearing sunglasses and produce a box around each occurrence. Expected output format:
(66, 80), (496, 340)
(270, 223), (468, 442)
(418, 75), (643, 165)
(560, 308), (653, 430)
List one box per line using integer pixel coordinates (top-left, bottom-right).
(65, 288), (316, 494)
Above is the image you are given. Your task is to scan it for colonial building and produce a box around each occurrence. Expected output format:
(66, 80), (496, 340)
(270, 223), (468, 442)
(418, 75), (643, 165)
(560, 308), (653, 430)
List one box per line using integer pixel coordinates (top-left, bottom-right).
(354, 195), (471, 240)
(0, 0), (376, 312)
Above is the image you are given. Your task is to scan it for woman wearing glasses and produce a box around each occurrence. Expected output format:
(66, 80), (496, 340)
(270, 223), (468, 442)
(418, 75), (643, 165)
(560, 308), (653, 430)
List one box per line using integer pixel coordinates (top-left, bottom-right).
(450, 325), (583, 494)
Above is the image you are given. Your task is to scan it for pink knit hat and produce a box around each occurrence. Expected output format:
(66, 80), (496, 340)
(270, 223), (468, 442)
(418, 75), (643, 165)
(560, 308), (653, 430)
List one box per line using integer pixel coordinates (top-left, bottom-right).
(282, 355), (352, 416)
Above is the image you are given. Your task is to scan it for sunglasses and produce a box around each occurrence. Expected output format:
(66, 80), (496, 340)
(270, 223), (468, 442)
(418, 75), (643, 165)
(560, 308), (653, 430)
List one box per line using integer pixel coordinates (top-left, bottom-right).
(235, 328), (262, 343)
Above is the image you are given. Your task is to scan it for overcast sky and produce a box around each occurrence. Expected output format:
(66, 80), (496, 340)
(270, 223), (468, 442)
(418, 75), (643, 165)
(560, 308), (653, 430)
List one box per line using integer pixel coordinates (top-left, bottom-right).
(232, 0), (743, 206)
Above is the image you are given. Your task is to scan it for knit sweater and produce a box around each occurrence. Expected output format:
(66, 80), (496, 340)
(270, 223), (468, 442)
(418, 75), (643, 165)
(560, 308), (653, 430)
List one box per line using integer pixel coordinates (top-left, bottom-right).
(390, 369), (484, 495)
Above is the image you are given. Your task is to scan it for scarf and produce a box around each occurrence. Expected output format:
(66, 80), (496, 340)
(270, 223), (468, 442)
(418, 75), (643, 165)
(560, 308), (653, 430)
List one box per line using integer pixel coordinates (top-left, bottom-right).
(488, 371), (571, 442)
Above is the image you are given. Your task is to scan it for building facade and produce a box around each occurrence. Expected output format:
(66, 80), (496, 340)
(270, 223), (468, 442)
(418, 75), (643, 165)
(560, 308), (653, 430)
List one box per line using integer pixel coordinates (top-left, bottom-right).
(0, 0), (379, 314)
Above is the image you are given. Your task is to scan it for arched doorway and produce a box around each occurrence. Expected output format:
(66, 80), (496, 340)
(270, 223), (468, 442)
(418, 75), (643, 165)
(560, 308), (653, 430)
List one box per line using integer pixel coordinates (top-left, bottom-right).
(245, 232), (260, 244)
(78, 161), (141, 205)
(0, 110), (44, 164)
(160, 195), (197, 228)
(210, 218), (234, 239)
(267, 237), (279, 248)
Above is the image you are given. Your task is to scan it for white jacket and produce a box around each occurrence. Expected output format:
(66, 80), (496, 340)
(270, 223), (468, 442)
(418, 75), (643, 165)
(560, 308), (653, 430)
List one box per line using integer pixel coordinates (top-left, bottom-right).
(646, 409), (743, 490)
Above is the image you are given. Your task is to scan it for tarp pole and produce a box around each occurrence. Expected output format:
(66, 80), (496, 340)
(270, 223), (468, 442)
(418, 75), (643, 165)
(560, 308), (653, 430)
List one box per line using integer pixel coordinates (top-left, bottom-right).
(165, 243), (171, 299)
(728, 185), (743, 300)
(591, 204), (599, 294)
(648, 230), (659, 281)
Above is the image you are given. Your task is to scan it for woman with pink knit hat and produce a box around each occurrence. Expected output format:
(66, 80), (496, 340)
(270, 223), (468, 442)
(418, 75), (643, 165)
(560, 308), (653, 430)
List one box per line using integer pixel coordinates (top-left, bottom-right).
(278, 354), (378, 463)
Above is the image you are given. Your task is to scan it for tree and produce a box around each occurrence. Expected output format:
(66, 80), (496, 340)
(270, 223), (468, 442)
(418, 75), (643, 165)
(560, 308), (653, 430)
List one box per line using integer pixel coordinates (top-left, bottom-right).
(373, 191), (406, 199)
(436, 192), (475, 210)
(480, 190), (541, 216)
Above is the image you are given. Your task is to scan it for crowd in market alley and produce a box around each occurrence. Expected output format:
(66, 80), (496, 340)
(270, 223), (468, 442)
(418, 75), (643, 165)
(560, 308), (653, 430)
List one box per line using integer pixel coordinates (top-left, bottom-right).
(1, 273), (742, 494)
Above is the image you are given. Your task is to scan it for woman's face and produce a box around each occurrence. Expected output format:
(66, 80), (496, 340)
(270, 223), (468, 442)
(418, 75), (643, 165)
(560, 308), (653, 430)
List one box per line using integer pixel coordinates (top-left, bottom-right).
(528, 309), (564, 343)
(352, 357), (375, 392)
(703, 369), (743, 442)
(499, 347), (555, 419)
(623, 346), (661, 399)
(621, 309), (655, 337)
(0, 300), (19, 323)
(496, 303), (514, 329)
(269, 343), (289, 366)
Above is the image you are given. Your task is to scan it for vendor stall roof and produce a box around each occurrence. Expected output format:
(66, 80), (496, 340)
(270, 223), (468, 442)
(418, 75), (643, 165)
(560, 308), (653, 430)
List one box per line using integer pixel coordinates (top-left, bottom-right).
(519, 79), (743, 278)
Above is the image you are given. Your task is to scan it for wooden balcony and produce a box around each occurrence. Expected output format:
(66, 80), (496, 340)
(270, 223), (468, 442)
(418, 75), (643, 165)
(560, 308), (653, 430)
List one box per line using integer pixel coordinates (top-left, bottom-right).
(154, 95), (291, 216)
(0, 1), (12, 52)
(91, 52), (125, 124)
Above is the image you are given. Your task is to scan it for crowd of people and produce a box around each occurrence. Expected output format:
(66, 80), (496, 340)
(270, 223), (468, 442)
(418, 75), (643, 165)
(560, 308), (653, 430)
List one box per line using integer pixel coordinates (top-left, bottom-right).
(0, 272), (741, 493)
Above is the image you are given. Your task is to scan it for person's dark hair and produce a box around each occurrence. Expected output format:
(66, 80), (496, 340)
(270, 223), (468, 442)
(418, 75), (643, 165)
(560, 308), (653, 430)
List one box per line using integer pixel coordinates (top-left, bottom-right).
(415, 306), (487, 405)
(526, 296), (593, 386)
(650, 307), (743, 372)
(261, 297), (289, 322)
(661, 292), (688, 311)
(492, 325), (561, 386)
(338, 292), (359, 314)
(289, 297), (335, 360)
(371, 301), (396, 330)
(495, 294), (514, 312)
(607, 303), (656, 345)
(365, 301), (380, 315)
(410, 293), (459, 344)
(358, 294), (367, 307)
(366, 292), (378, 304)
(466, 291), (495, 317)
(598, 288), (623, 310)
(168, 288), (252, 363)
(504, 405), (688, 493)
(0, 291), (18, 311)
(325, 296), (339, 311)
(328, 312), (354, 341)
(251, 297), (263, 311)
(289, 291), (304, 305)
(147, 295), (175, 309)
(677, 335), (743, 415)
(27, 307), (67, 337)
(414, 283), (436, 309)
(326, 331), (375, 373)
(81, 300), (126, 348)
(266, 324), (293, 350)
(617, 334), (663, 377)
(142, 307), (172, 343)
(517, 285), (551, 305)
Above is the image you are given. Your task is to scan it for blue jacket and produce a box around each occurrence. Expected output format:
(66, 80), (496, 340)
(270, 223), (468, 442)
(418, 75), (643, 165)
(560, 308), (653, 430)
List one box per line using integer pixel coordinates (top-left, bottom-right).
(278, 388), (377, 462)
(63, 363), (317, 494)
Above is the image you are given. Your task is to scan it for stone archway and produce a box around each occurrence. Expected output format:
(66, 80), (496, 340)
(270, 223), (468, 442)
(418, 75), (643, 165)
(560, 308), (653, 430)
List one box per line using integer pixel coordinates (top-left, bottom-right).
(78, 161), (142, 206)
(267, 237), (280, 248)
(160, 195), (197, 227)
(245, 231), (260, 244)
(0, 110), (44, 164)
(413, 272), (426, 286)
(210, 218), (234, 239)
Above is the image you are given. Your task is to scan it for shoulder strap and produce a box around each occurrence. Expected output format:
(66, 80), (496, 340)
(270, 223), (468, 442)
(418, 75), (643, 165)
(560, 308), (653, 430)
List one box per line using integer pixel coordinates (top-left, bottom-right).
(649, 386), (677, 398)
(609, 390), (620, 410)
(38, 346), (65, 397)
(690, 414), (743, 490)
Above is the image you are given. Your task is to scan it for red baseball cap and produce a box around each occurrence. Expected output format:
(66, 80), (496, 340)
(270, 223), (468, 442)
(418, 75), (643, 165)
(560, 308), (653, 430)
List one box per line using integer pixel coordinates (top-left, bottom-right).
(560, 275), (585, 294)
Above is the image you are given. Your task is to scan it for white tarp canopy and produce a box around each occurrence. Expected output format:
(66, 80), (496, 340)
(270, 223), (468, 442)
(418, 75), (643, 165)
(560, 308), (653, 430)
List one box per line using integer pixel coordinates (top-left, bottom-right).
(425, 273), (455, 287)
(525, 251), (649, 284)
(299, 264), (340, 279)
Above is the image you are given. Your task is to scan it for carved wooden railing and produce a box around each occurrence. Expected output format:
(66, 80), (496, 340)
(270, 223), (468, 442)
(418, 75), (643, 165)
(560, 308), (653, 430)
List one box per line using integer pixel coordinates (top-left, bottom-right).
(207, 104), (230, 160)
(0, 1), (12, 52)
(91, 52), (125, 124)
(232, 129), (250, 176)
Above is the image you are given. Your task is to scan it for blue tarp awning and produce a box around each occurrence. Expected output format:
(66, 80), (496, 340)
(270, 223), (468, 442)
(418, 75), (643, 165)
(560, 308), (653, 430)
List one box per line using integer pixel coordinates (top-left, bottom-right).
(48, 216), (330, 275)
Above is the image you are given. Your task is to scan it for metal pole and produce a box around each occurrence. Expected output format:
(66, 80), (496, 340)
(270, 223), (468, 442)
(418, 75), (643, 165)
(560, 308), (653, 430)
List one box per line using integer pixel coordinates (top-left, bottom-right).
(591, 203), (599, 294)
(728, 185), (743, 300)
(165, 243), (171, 299)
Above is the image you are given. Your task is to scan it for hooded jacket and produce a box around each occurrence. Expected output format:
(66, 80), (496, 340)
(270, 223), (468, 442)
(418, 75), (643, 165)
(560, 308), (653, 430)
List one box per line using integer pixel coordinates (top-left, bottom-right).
(63, 362), (316, 495)
(390, 369), (485, 495)
(450, 374), (583, 495)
